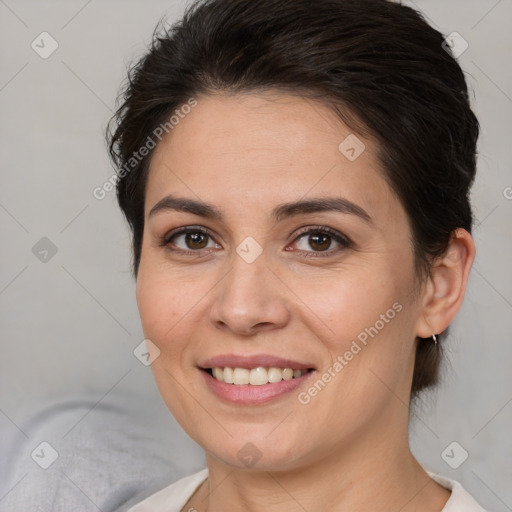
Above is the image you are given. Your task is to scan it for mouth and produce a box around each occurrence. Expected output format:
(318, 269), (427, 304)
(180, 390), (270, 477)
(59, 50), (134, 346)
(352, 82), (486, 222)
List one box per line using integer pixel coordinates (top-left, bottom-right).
(204, 366), (314, 385)
(198, 354), (317, 404)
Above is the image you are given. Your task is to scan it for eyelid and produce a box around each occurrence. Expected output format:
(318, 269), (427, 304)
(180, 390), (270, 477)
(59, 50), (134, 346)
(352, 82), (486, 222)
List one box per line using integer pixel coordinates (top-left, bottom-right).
(160, 224), (352, 256)
(160, 225), (220, 254)
(162, 225), (212, 243)
(287, 225), (352, 256)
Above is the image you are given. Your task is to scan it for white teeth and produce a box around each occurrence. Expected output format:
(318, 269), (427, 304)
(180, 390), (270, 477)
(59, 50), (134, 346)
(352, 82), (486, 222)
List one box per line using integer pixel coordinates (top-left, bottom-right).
(233, 368), (250, 385)
(210, 366), (308, 385)
(268, 367), (283, 383)
(282, 368), (294, 381)
(223, 367), (234, 384)
(249, 367), (268, 385)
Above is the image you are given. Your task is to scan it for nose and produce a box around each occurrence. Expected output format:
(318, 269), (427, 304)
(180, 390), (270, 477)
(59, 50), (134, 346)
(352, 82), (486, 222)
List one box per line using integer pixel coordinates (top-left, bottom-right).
(209, 249), (291, 336)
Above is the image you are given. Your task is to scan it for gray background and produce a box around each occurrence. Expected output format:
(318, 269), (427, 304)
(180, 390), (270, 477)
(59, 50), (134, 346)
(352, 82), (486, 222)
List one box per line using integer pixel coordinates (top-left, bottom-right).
(0, 0), (511, 510)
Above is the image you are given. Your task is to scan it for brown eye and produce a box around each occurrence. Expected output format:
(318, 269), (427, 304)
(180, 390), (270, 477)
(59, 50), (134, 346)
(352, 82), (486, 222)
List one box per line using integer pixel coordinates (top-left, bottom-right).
(295, 231), (338, 252)
(184, 232), (209, 249)
(307, 233), (331, 251)
(163, 227), (219, 252)
(291, 227), (351, 256)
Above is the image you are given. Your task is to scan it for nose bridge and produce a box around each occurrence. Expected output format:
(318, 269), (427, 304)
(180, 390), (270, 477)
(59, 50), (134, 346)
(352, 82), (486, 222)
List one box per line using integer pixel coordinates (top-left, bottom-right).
(228, 252), (264, 300)
(210, 244), (290, 334)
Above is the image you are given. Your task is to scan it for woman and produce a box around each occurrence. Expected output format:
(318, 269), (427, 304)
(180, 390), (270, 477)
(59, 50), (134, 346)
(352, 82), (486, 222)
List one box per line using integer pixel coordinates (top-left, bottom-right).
(107, 0), (487, 510)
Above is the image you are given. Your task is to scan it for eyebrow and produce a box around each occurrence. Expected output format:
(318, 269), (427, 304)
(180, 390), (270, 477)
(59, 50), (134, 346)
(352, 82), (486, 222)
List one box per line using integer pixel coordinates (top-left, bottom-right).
(148, 195), (372, 224)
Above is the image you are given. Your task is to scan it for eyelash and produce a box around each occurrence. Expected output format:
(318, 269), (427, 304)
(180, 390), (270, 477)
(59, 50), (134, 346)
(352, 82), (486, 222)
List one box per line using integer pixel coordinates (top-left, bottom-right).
(159, 225), (352, 258)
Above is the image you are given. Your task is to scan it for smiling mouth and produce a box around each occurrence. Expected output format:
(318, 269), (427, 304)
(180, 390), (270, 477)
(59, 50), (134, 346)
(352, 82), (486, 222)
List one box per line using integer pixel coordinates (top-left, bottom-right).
(205, 366), (314, 385)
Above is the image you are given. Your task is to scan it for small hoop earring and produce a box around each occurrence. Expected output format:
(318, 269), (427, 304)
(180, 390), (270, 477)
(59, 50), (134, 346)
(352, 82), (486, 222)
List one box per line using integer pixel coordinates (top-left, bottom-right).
(432, 333), (438, 345)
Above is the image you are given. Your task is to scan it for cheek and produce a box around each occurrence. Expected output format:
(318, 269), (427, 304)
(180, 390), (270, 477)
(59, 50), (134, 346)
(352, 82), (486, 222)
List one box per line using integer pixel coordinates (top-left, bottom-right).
(135, 258), (219, 374)
(290, 260), (417, 391)
(136, 274), (171, 336)
(135, 268), (203, 428)
(288, 262), (409, 342)
(135, 265), (187, 361)
(136, 255), (199, 334)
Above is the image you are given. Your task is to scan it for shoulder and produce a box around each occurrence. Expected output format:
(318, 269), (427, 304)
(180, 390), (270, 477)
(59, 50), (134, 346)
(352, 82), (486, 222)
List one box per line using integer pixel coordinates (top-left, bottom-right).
(127, 469), (208, 512)
(425, 469), (489, 511)
(126, 467), (490, 512)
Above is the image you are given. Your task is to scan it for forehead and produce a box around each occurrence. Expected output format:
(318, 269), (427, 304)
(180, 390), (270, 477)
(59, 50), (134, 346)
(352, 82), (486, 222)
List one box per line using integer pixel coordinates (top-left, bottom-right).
(145, 92), (399, 223)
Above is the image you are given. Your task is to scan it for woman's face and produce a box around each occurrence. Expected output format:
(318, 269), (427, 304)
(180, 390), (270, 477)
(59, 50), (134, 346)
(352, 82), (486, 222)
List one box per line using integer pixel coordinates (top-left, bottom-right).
(136, 92), (426, 470)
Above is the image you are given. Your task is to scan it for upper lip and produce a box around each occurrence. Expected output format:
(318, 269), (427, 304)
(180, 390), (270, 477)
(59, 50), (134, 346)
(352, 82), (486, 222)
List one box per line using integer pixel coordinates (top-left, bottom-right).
(199, 354), (316, 371)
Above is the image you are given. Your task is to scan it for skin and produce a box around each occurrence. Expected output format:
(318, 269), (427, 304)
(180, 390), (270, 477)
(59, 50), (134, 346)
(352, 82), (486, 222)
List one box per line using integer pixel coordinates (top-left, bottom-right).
(136, 92), (475, 512)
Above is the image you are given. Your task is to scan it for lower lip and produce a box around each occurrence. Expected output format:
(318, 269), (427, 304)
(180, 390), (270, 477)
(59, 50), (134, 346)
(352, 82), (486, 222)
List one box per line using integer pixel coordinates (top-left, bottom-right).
(201, 370), (314, 405)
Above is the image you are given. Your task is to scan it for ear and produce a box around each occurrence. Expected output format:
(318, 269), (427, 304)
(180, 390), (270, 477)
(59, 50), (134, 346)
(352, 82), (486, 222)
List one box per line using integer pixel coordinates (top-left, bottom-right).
(415, 228), (476, 338)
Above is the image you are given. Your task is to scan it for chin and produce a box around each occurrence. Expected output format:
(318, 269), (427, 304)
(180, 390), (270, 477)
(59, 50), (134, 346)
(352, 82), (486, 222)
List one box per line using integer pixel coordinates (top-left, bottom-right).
(198, 426), (310, 472)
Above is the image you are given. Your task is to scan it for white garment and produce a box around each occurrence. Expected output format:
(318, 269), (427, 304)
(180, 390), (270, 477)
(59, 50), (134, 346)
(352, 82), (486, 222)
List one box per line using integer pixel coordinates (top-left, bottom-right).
(127, 467), (488, 512)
